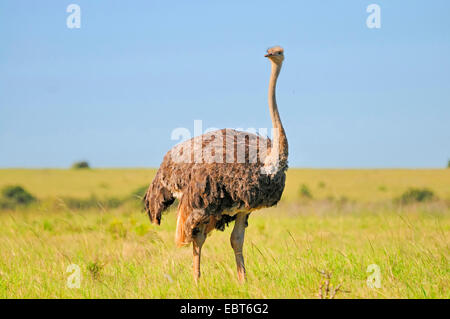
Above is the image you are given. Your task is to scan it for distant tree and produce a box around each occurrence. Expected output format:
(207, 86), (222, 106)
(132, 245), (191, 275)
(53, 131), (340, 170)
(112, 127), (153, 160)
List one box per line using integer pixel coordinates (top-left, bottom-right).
(72, 161), (90, 169)
(447, 159), (450, 168)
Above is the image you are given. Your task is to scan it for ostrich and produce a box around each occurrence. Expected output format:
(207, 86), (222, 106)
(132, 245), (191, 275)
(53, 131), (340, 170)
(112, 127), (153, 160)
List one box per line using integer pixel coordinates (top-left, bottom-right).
(144, 46), (288, 283)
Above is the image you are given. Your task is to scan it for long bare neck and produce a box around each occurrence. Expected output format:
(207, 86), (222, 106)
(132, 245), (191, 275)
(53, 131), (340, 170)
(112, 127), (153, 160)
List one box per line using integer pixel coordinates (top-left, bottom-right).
(267, 61), (288, 169)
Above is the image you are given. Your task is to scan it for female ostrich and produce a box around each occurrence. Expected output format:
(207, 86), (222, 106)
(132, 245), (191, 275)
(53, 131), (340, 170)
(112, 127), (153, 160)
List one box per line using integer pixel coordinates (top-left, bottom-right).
(144, 46), (288, 283)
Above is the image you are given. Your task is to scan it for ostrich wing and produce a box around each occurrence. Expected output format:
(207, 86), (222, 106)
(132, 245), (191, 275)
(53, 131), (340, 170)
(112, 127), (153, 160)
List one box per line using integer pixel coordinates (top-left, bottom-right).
(170, 129), (271, 165)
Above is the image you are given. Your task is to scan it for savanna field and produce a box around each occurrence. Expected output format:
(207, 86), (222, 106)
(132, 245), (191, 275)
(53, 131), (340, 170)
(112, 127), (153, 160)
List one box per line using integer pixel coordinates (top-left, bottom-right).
(0, 169), (448, 298)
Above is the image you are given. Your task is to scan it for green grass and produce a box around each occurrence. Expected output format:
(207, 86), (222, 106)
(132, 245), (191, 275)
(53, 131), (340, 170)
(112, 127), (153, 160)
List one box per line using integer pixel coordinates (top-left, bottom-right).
(0, 169), (448, 298)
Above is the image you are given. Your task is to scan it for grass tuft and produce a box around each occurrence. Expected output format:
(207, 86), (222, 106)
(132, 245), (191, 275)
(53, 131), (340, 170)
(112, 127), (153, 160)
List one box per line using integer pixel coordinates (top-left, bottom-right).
(299, 184), (313, 199)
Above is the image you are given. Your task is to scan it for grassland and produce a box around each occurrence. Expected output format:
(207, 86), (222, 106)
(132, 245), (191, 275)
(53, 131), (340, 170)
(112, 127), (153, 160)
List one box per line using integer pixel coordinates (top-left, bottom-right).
(0, 169), (448, 298)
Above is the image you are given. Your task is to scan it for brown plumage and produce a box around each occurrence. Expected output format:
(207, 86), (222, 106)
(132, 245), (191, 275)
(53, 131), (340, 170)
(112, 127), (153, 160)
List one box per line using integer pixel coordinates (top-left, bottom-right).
(144, 46), (288, 283)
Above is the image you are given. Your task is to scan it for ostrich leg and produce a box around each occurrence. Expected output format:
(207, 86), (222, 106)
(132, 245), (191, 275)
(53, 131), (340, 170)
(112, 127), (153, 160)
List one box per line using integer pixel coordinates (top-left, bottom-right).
(192, 231), (206, 283)
(230, 212), (248, 283)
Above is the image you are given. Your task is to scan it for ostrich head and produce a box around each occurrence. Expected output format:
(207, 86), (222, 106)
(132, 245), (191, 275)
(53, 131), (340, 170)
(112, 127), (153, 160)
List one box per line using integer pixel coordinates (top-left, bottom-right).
(265, 46), (284, 64)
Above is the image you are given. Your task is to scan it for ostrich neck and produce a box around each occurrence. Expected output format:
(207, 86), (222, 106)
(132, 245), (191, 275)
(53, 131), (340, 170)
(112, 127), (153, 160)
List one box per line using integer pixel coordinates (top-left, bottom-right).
(267, 61), (288, 170)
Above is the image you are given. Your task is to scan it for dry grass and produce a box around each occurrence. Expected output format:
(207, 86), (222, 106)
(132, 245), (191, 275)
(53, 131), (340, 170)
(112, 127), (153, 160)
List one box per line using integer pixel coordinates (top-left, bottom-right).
(0, 169), (448, 298)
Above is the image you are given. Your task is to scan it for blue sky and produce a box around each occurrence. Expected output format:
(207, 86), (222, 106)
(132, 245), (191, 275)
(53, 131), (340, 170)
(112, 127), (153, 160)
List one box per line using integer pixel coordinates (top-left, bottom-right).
(0, 0), (449, 168)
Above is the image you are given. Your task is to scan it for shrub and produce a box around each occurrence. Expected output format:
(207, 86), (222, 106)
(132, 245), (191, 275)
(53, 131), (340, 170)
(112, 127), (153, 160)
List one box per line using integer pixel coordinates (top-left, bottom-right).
(72, 161), (90, 169)
(0, 185), (36, 209)
(447, 160), (450, 168)
(397, 188), (435, 204)
(299, 184), (312, 199)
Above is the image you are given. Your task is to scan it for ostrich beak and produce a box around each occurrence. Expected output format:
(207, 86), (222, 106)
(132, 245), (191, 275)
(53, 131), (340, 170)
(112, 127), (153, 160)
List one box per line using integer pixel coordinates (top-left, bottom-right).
(264, 53), (272, 57)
